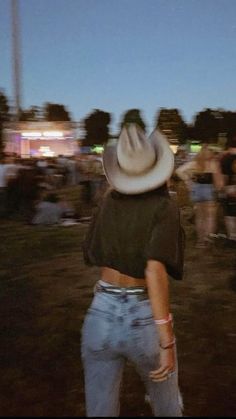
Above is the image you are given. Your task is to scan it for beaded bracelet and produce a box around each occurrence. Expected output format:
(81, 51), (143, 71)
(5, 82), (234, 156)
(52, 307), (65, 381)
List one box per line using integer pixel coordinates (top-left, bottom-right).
(160, 337), (176, 350)
(154, 313), (173, 325)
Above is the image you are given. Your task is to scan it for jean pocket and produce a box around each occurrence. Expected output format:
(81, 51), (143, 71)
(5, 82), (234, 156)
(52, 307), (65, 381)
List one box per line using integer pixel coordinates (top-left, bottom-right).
(132, 320), (159, 363)
(132, 316), (154, 327)
(131, 302), (153, 327)
(81, 308), (113, 354)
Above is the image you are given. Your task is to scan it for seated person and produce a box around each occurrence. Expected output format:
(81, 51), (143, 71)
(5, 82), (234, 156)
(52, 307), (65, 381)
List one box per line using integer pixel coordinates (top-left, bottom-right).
(31, 192), (64, 225)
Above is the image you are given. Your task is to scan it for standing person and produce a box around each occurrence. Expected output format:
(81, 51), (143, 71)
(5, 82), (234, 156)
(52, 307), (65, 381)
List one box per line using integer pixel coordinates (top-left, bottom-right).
(3, 156), (22, 217)
(220, 134), (236, 242)
(174, 146), (189, 170)
(175, 144), (223, 248)
(81, 124), (185, 417)
(0, 156), (9, 216)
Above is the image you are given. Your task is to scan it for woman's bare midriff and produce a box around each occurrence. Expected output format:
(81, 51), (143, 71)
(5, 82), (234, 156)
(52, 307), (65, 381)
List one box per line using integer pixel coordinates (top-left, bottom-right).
(101, 266), (146, 287)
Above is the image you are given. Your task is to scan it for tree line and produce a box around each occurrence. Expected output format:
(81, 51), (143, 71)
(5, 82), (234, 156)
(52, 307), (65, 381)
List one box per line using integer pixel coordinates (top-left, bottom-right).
(1, 90), (236, 153)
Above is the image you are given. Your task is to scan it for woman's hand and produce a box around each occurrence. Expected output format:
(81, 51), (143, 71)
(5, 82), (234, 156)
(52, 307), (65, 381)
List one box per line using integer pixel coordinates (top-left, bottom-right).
(149, 347), (176, 382)
(145, 261), (176, 382)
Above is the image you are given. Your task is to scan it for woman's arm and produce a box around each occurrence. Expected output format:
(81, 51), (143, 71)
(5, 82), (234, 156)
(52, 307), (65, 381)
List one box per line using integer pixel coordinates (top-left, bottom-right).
(211, 160), (225, 190)
(175, 160), (195, 182)
(145, 260), (176, 382)
(175, 160), (196, 193)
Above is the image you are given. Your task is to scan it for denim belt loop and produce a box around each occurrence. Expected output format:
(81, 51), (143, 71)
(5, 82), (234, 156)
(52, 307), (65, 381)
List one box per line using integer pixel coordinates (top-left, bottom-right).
(121, 288), (128, 301)
(121, 288), (127, 297)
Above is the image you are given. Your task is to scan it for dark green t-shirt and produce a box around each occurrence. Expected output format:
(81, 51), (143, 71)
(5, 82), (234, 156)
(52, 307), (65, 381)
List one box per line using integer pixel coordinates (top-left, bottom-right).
(82, 185), (185, 280)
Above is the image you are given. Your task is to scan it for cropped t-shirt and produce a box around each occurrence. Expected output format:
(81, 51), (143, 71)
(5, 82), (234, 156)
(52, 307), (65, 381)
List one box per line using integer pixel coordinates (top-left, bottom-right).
(82, 185), (185, 281)
(191, 172), (213, 184)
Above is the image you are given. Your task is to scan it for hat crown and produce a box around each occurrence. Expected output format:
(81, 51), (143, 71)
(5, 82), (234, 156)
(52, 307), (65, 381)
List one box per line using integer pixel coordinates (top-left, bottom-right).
(117, 124), (156, 175)
(102, 124), (174, 195)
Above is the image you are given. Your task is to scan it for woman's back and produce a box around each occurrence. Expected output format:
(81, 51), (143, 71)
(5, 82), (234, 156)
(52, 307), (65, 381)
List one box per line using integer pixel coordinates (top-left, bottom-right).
(83, 186), (184, 281)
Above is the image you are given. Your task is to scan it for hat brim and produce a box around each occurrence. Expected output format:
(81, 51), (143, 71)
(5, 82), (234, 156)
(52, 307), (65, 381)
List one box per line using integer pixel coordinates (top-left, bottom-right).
(102, 129), (174, 194)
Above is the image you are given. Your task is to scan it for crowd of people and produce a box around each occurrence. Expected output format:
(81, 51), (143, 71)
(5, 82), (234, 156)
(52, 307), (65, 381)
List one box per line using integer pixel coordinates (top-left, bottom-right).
(0, 134), (235, 241)
(174, 134), (236, 247)
(0, 153), (106, 224)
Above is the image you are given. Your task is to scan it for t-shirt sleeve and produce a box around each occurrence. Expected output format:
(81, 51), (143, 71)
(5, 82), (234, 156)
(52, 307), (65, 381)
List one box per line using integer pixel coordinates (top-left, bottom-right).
(145, 199), (185, 280)
(82, 207), (101, 266)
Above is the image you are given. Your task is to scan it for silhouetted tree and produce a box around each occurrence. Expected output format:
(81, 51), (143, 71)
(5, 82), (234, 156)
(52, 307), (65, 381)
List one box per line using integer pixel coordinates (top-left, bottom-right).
(220, 111), (236, 139)
(19, 106), (43, 121)
(155, 108), (188, 143)
(0, 91), (10, 155)
(185, 124), (196, 141)
(43, 103), (71, 121)
(120, 109), (146, 132)
(193, 108), (222, 143)
(83, 109), (111, 146)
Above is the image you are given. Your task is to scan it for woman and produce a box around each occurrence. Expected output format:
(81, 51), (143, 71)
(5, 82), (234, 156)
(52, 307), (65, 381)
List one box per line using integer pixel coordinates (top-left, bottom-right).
(220, 135), (236, 242)
(81, 124), (185, 417)
(175, 144), (223, 248)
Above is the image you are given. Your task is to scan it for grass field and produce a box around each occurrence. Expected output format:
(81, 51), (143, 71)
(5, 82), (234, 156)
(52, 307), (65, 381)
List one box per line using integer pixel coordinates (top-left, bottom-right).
(0, 183), (235, 416)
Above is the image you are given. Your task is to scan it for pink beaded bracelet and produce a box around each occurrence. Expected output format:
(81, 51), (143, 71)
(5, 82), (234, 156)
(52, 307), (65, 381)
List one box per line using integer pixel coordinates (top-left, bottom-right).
(154, 313), (173, 325)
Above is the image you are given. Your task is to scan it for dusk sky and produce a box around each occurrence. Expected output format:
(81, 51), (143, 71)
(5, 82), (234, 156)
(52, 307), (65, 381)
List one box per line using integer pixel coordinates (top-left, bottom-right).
(1, 0), (236, 133)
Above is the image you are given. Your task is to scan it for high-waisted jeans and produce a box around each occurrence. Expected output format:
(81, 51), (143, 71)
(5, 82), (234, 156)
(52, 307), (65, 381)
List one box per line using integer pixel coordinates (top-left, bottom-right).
(81, 281), (183, 417)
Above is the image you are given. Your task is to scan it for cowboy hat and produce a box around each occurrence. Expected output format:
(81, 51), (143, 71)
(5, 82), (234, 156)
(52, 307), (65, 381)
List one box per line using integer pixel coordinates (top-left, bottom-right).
(102, 123), (174, 194)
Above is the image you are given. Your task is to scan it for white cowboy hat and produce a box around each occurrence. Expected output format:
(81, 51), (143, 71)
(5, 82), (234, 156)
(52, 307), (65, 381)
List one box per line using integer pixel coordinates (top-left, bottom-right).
(102, 123), (174, 194)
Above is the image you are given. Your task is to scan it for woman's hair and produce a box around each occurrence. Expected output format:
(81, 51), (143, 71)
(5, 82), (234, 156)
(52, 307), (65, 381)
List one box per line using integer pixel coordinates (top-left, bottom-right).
(194, 144), (213, 172)
(110, 183), (169, 200)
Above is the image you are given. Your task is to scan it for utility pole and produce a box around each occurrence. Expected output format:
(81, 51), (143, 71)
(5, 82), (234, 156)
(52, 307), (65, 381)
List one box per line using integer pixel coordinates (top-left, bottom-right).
(11, 0), (22, 121)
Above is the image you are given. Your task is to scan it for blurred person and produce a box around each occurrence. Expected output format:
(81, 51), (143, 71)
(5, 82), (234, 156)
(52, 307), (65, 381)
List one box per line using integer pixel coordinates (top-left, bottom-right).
(36, 157), (48, 176)
(31, 191), (64, 225)
(220, 134), (236, 242)
(74, 157), (85, 185)
(4, 156), (24, 217)
(175, 144), (223, 248)
(0, 156), (9, 216)
(56, 155), (69, 186)
(81, 124), (185, 417)
(44, 159), (57, 187)
(79, 156), (93, 205)
(169, 146), (191, 204)
(16, 162), (43, 220)
(174, 146), (190, 169)
(89, 157), (106, 205)
(66, 157), (78, 186)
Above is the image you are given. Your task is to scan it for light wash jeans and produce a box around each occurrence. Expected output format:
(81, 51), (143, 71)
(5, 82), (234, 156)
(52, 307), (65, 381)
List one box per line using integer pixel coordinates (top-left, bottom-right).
(190, 182), (215, 203)
(81, 280), (183, 417)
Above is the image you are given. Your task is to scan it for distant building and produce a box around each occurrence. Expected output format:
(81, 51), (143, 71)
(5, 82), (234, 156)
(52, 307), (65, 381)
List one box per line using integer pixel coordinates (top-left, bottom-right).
(3, 121), (79, 157)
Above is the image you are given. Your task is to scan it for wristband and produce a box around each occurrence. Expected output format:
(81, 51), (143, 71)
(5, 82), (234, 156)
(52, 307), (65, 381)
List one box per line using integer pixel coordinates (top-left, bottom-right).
(154, 313), (172, 325)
